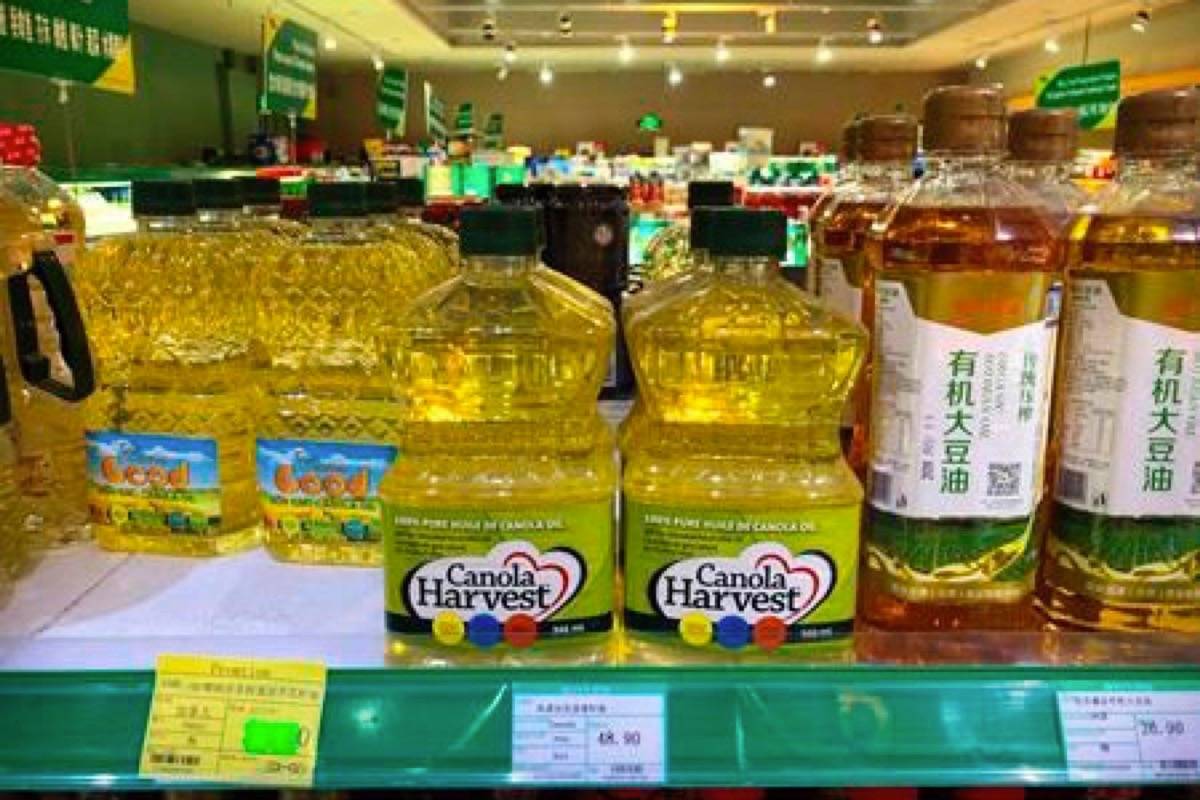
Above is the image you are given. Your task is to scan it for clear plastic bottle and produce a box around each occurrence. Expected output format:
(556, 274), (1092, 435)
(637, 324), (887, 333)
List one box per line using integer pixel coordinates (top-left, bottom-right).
(392, 178), (459, 277)
(811, 114), (917, 475)
(255, 183), (412, 566)
(639, 180), (734, 286)
(0, 166), (93, 546)
(807, 118), (862, 294)
(381, 206), (617, 665)
(1005, 108), (1089, 231)
(623, 208), (866, 663)
(238, 176), (303, 237)
(1038, 88), (1200, 633)
(0, 353), (30, 588)
(860, 86), (1062, 632)
(84, 180), (260, 556)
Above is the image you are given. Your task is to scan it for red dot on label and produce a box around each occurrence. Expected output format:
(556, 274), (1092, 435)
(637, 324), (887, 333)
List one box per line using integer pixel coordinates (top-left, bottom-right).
(504, 614), (539, 648)
(753, 616), (787, 651)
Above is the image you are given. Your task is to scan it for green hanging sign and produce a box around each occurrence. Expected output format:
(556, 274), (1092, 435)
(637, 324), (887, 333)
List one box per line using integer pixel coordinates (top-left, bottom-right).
(483, 113), (504, 149)
(637, 113), (664, 132)
(1035, 59), (1121, 131)
(424, 81), (446, 144)
(0, 0), (135, 94)
(454, 102), (476, 137)
(376, 67), (408, 135)
(261, 14), (317, 119)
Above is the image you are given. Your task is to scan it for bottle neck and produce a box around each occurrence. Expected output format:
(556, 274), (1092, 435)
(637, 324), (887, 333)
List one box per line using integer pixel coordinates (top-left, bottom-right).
(244, 203), (282, 219)
(194, 208), (242, 231)
(463, 254), (537, 283)
(136, 214), (192, 233)
(856, 160), (914, 189)
(306, 215), (370, 242)
(399, 205), (426, 222)
(711, 254), (778, 280)
(924, 152), (1003, 175)
(1118, 154), (1199, 180)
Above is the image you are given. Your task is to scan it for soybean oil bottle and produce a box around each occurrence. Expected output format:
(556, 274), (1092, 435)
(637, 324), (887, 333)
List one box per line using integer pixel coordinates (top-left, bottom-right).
(860, 86), (1062, 636)
(255, 183), (413, 566)
(622, 208), (866, 663)
(1005, 108), (1088, 231)
(807, 118), (862, 293)
(1039, 88), (1200, 633)
(85, 180), (259, 556)
(0, 166), (93, 545)
(811, 114), (917, 475)
(381, 206), (617, 665)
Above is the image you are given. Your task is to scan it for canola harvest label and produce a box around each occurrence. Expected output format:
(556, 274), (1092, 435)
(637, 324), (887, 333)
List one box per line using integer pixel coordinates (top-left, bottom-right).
(383, 502), (614, 649)
(623, 501), (860, 651)
(257, 438), (398, 544)
(86, 430), (221, 535)
(1047, 270), (1200, 606)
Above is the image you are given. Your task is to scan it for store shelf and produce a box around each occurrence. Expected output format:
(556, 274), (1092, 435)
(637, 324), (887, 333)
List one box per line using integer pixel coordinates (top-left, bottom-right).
(2, 544), (1200, 790)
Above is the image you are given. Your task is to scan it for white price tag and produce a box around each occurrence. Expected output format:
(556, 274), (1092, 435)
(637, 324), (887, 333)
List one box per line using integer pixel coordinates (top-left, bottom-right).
(512, 688), (666, 784)
(1059, 691), (1200, 783)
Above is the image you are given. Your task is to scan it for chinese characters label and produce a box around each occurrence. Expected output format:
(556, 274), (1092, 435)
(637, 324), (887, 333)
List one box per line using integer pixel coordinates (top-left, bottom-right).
(1059, 691), (1200, 783)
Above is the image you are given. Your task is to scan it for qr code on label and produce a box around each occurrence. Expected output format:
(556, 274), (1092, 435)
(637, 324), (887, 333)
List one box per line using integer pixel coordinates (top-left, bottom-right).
(987, 463), (1021, 497)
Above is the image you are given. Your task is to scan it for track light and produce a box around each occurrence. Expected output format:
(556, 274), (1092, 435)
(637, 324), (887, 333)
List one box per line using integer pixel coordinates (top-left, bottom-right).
(497, 65), (509, 80)
(974, 54), (989, 70)
(1044, 36), (1060, 53)
(504, 42), (518, 63)
(323, 35), (337, 51)
(815, 40), (834, 64)
(482, 16), (497, 41)
(867, 17), (883, 45)
(667, 64), (683, 87)
(558, 11), (573, 38)
(662, 11), (677, 43)
(1132, 8), (1150, 32)
(371, 53), (385, 72)
(760, 10), (777, 35)
(618, 39), (635, 64)
(762, 72), (777, 89)
(715, 39), (731, 63)
(539, 62), (553, 84)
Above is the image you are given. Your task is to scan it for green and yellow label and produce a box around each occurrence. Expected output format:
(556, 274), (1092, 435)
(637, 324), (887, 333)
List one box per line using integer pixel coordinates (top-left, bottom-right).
(623, 501), (860, 651)
(383, 502), (613, 649)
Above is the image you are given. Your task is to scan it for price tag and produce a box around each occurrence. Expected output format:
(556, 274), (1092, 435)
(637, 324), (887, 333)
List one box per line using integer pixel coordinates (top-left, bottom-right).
(139, 654), (326, 786)
(512, 687), (666, 784)
(1058, 691), (1200, 783)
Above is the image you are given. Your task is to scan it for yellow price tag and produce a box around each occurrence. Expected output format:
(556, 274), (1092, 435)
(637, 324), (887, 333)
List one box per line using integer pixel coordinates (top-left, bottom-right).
(139, 654), (327, 787)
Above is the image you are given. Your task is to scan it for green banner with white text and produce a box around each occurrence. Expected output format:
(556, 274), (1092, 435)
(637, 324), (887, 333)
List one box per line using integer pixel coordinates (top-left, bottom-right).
(262, 14), (317, 119)
(1035, 59), (1120, 130)
(0, 0), (134, 93)
(425, 81), (446, 144)
(376, 68), (408, 135)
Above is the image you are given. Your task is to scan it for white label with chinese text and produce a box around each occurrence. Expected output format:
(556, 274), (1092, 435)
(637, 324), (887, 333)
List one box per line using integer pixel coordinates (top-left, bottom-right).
(1059, 691), (1200, 783)
(512, 690), (666, 784)
(1056, 278), (1200, 517)
(870, 279), (1056, 519)
(817, 257), (864, 323)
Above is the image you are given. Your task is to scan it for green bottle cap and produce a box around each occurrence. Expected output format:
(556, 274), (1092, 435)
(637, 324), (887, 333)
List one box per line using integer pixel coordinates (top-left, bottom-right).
(393, 178), (426, 207)
(192, 178), (244, 210)
(307, 182), (368, 218)
(459, 206), (540, 256)
(366, 181), (400, 215)
(131, 180), (195, 217)
(704, 208), (787, 259)
(689, 206), (721, 251)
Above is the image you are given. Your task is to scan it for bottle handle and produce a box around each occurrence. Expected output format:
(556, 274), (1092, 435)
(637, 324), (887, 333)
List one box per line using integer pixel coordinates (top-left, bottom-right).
(7, 249), (96, 403)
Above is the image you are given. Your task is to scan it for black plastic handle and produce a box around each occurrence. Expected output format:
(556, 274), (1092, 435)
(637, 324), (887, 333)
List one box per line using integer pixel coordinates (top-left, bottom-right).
(7, 249), (96, 403)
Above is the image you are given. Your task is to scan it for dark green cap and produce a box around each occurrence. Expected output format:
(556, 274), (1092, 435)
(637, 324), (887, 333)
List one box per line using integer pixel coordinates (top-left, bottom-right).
(307, 182), (368, 218)
(132, 180), (195, 217)
(687, 180), (735, 209)
(689, 207), (721, 251)
(193, 179), (244, 210)
(238, 176), (281, 206)
(459, 206), (540, 256)
(366, 181), (400, 214)
(393, 178), (426, 207)
(705, 208), (787, 258)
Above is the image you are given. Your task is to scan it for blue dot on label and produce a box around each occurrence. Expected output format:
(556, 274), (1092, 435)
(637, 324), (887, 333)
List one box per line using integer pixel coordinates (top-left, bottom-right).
(716, 616), (751, 649)
(467, 614), (502, 648)
(342, 519), (367, 541)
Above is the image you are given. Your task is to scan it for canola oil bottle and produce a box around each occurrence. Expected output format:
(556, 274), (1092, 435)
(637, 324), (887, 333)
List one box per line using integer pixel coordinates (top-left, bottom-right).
(1038, 88), (1200, 633)
(238, 176), (302, 237)
(639, 181), (735, 286)
(860, 86), (1062, 633)
(811, 114), (917, 475)
(390, 178), (459, 278)
(255, 182), (419, 566)
(623, 208), (866, 663)
(84, 180), (260, 556)
(381, 206), (617, 665)
(0, 166), (93, 545)
(0, 352), (30, 585)
(1005, 108), (1088, 231)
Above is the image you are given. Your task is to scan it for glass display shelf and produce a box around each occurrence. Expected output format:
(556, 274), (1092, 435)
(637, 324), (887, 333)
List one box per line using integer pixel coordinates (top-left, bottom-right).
(1, 545), (1198, 791)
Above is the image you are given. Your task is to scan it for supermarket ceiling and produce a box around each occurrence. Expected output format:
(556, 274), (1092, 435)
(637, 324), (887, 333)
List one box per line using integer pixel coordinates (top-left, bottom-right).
(130, 0), (1182, 70)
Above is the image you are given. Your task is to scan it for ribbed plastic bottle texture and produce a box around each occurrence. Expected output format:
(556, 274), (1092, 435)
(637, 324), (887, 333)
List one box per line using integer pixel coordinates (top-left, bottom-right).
(381, 208), (617, 665)
(0, 166), (90, 546)
(622, 209), (866, 663)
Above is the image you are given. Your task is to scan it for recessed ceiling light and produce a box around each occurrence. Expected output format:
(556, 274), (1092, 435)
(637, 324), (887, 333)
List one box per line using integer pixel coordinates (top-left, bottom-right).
(816, 41), (834, 64)
(1043, 36), (1060, 53)
(539, 63), (554, 84)
(504, 42), (518, 63)
(715, 40), (731, 63)
(618, 39), (635, 64)
(323, 35), (338, 51)
(974, 54), (989, 70)
(497, 65), (509, 80)
(667, 64), (683, 86)
(762, 72), (777, 88)
(371, 53), (385, 72)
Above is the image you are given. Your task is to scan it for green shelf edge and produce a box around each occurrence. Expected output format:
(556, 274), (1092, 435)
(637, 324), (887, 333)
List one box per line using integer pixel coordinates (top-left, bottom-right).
(2, 663), (1200, 790)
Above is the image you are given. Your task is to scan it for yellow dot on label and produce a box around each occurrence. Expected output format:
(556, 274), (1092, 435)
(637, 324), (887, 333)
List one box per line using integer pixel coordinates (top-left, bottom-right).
(433, 612), (465, 646)
(678, 613), (713, 647)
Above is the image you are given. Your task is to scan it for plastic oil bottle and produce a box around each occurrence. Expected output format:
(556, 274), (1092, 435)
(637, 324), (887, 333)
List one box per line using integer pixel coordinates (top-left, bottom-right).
(238, 176), (302, 237)
(622, 208), (866, 662)
(391, 178), (459, 278)
(807, 118), (862, 293)
(0, 166), (93, 545)
(381, 206), (617, 665)
(0, 352), (30, 587)
(84, 180), (260, 556)
(640, 180), (735, 286)
(811, 114), (917, 475)
(1005, 108), (1088, 231)
(860, 86), (1063, 633)
(1038, 88), (1200, 633)
(255, 182), (415, 566)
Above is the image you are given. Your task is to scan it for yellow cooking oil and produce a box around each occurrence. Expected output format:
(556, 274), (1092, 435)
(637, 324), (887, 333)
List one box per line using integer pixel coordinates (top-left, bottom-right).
(80, 180), (260, 556)
(0, 352), (31, 586)
(381, 206), (617, 666)
(255, 182), (452, 565)
(622, 208), (865, 664)
(367, 179), (459, 285)
(0, 165), (92, 547)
